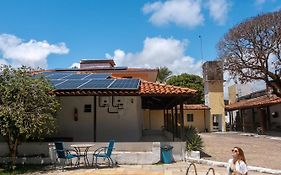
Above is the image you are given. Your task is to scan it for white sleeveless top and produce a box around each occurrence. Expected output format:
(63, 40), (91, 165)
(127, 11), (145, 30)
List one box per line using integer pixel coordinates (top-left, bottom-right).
(227, 159), (248, 175)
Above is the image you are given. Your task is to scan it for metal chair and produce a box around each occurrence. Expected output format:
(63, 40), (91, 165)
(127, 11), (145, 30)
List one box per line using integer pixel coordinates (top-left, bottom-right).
(92, 140), (115, 168)
(54, 142), (80, 169)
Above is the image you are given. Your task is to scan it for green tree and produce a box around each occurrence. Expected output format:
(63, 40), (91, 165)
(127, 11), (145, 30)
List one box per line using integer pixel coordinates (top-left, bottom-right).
(0, 66), (60, 167)
(167, 73), (204, 103)
(218, 10), (281, 97)
(156, 66), (172, 83)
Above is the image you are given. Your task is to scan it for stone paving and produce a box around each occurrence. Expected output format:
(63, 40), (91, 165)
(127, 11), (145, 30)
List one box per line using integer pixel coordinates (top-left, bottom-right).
(28, 161), (269, 175)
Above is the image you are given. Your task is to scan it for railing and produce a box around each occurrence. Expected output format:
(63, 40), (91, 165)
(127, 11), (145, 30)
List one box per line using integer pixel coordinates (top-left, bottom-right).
(206, 167), (215, 175)
(186, 163), (216, 175)
(186, 162), (198, 175)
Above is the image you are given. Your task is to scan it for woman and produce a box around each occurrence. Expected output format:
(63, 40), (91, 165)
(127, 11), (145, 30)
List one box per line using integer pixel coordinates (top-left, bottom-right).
(227, 147), (248, 175)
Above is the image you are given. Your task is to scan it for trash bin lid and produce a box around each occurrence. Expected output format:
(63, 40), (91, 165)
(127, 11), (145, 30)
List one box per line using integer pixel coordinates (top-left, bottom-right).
(161, 145), (173, 150)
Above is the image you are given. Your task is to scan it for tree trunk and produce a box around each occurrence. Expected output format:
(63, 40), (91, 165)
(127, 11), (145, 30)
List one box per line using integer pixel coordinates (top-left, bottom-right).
(7, 138), (19, 169)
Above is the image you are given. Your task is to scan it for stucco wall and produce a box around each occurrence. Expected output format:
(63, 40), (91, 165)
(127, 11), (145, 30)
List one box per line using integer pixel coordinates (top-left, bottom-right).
(205, 81), (226, 132)
(56, 96), (95, 141)
(56, 96), (142, 142)
(97, 96), (143, 142)
(0, 142), (186, 165)
(143, 110), (164, 130)
(149, 109), (210, 133)
(183, 110), (207, 132)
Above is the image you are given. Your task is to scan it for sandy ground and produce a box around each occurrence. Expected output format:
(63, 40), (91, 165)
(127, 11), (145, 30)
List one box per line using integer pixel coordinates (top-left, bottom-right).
(200, 132), (281, 170)
(27, 161), (269, 175)
(21, 132), (281, 174)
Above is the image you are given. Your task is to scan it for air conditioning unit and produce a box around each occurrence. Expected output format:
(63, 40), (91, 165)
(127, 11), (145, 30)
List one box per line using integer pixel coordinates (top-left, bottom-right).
(99, 96), (109, 107)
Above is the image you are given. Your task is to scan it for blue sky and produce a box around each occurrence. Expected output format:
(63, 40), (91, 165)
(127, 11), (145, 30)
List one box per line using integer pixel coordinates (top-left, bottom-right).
(0, 0), (280, 76)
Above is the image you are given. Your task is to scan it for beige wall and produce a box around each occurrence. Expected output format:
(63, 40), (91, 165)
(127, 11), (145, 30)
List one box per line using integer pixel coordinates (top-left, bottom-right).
(205, 81), (226, 132)
(56, 96), (94, 141)
(147, 109), (210, 133)
(228, 85), (237, 104)
(56, 96), (143, 142)
(97, 96), (143, 142)
(183, 110), (207, 132)
(143, 110), (164, 130)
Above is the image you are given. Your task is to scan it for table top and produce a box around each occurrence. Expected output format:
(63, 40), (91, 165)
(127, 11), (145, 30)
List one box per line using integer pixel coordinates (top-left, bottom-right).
(70, 144), (95, 148)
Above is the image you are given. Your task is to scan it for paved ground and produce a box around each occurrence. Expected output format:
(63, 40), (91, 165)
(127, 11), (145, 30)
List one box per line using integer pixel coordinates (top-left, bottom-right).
(28, 161), (268, 175)
(22, 132), (281, 174)
(200, 132), (281, 170)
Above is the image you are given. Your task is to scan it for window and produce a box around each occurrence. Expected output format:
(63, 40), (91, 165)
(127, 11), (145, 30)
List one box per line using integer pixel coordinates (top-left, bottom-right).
(84, 104), (92, 112)
(187, 114), (194, 122)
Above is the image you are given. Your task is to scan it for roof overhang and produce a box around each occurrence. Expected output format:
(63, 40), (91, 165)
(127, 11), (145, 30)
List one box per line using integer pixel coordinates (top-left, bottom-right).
(225, 95), (281, 111)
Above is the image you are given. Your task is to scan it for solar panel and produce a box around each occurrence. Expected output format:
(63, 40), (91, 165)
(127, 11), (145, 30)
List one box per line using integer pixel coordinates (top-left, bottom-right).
(49, 79), (66, 87)
(42, 72), (56, 76)
(56, 80), (89, 89)
(85, 73), (111, 79)
(62, 74), (90, 80)
(47, 73), (74, 79)
(108, 79), (140, 90)
(79, 79), (114, 89)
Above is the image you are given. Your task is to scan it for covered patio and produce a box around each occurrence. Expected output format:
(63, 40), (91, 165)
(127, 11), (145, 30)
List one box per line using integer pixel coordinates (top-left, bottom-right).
(140, 81), (198, 141)
(52, 78), (198, 142)
(226, 95), (281, 132)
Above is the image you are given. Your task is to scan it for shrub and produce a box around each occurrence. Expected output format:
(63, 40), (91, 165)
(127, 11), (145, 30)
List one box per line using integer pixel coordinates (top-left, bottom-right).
(184, 126), (204, 152)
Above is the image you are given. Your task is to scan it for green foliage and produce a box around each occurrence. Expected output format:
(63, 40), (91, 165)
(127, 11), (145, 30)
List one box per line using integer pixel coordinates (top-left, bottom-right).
(0, 65), (60, 166)
(184, 126), (203, 152)
(0, 164), (47, 174)
(156, 66), (172, 83)
(167, 73), (204, 103)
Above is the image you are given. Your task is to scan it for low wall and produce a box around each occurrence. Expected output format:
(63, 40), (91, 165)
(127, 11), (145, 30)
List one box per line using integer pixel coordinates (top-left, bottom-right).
(0, 141), (185, 165)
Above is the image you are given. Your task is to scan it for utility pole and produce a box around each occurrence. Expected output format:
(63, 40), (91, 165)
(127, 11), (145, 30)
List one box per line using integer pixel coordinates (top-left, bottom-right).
(199, 35), (204, 61)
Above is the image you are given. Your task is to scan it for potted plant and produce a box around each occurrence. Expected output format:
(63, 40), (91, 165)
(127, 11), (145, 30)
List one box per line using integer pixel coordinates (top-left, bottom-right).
(184, 126), (203, 159)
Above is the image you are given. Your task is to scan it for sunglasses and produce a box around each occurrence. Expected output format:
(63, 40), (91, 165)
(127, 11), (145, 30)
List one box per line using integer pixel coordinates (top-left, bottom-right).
(232, 149), (239, 153)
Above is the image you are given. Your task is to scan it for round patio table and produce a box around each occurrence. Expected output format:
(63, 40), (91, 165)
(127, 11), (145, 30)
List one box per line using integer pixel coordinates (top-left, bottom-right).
(70, 144), (94, 166)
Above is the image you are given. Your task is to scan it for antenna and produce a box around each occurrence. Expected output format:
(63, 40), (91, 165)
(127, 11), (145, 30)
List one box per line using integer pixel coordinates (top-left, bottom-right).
(199, 35), (204, 61)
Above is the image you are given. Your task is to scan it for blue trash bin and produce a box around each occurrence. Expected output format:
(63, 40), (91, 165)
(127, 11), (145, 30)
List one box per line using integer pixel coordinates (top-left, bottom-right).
(161, 145), (173, 164)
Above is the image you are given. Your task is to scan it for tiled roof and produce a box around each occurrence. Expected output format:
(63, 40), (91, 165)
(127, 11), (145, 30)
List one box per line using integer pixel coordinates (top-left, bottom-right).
(139, 81), (197, 96)
(54, 80), (197, 96)
(182, 104), (210, 110)
(225, 95), (281, 111)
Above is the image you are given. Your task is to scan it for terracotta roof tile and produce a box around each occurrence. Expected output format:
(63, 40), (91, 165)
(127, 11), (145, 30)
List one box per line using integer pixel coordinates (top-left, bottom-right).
(139, 81), (197, 96)
(225, 95), (281, 111)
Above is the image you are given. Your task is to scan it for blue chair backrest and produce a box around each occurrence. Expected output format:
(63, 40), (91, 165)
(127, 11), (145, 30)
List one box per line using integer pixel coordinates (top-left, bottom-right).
(106, 140), (115, 157)
(55, 142), (66, 159)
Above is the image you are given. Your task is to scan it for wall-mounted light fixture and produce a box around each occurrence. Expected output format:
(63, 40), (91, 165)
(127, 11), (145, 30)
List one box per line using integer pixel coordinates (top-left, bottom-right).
(74, 108), (78, 121)
(131, 98), (134, 103)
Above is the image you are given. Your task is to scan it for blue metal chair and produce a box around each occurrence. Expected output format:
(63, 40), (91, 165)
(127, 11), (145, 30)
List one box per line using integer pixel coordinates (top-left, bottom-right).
(54, 142), (80, 169)
(92, 140), (115, 168)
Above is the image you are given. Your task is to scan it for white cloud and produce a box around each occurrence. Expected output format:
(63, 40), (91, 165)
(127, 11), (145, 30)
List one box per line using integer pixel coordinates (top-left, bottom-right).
(206, 0), (230, 25)
(0, 34), (69, 68)
(223, 71), (266, 100)
(70, 62), (80, 68)
(143, 0), (204, 28)
(143, 0), (232, 27)
(107, 37), (203, 75)
(0, 58), (8, 66)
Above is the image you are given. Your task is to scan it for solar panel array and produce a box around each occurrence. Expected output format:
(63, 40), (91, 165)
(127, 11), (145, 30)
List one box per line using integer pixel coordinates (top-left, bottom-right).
(37, 72), (140, 90)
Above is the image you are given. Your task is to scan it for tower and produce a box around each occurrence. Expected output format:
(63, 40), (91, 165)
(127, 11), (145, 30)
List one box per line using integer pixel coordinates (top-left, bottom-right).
(203, 61), (225, 132)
